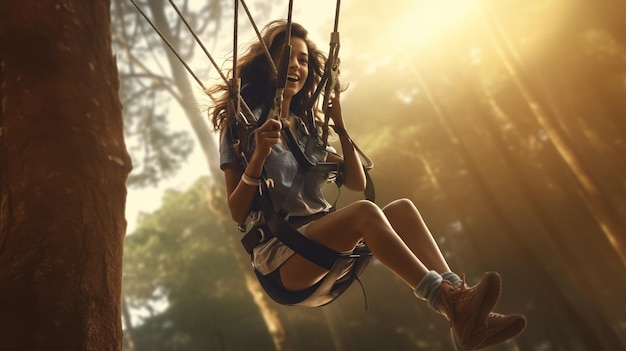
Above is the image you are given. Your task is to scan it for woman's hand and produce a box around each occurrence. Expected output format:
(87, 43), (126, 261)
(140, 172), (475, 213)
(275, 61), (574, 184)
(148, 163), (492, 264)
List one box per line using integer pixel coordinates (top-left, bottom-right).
(225, 118), (282, 224)
(252, 118), (282, 160)
(325, 87), (366, 191)
(326, 88), (345, 129)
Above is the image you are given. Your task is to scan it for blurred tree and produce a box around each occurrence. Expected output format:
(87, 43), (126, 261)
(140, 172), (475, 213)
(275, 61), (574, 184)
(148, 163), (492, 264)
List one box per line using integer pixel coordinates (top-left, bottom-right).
(333, 0), (626, 349)
(480, 0), (626, 271)
(111, 1), (293, 349)
(122, 178), (462, 351)
(112, 0), (218, 185)
(112, 0), (273, 186)
(0, 0), (131, 350)
(122, 178), (275, 350)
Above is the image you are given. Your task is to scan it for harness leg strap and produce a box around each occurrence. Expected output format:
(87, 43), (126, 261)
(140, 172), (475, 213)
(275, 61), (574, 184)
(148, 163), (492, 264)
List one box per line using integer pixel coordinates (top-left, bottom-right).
(266, 210), (339, 271)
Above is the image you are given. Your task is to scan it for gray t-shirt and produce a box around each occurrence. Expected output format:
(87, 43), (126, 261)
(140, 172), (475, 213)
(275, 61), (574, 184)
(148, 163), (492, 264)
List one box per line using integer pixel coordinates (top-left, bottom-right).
(219, 111), (333, 217)
(219, 111), (335, 275)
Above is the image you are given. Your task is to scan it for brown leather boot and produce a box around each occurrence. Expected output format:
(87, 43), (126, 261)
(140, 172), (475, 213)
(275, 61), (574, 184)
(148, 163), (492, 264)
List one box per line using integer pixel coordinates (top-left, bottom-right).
(438, 272), (502, 349)
(450, 312), (527, 350)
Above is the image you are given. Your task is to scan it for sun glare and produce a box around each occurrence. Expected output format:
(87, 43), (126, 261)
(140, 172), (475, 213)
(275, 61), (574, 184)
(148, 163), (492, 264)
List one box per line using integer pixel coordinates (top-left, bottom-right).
(392, 0), (475, 48)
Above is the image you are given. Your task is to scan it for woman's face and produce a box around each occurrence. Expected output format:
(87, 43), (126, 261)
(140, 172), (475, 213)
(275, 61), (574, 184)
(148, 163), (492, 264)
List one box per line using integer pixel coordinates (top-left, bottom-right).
(283, 37), (309, 99)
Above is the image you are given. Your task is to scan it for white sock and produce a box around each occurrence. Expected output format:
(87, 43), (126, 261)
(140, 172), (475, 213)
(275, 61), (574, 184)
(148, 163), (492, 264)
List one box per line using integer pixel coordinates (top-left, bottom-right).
(441, 271), (463, 287)
(414, 270), (444, 311)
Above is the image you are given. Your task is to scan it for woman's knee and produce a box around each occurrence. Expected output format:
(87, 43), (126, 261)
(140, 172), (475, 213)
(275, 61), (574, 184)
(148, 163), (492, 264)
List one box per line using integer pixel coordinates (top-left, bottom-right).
(383, 198), (425, 222)
(384, 198), (417, 213)
(348, 200), (388, 227)
(350, 199), (382, 215)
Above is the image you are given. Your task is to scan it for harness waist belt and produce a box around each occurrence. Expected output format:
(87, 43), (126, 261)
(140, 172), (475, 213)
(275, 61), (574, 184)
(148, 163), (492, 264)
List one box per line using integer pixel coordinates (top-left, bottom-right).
(240, 212), (328, 255)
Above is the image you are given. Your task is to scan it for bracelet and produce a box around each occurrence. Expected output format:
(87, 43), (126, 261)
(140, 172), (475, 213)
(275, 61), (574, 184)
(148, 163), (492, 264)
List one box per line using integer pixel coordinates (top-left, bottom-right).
(241, 172), (261, 187)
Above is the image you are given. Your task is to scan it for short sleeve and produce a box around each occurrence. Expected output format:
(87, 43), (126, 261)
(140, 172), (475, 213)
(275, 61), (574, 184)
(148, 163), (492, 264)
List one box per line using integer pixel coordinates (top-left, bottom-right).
(325, 145), (338, 159)
(219, 127), (237, 170)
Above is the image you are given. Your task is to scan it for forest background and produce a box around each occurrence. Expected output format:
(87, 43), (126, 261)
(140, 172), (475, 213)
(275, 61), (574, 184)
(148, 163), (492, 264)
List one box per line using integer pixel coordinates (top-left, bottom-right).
(114, 0), (626, 350)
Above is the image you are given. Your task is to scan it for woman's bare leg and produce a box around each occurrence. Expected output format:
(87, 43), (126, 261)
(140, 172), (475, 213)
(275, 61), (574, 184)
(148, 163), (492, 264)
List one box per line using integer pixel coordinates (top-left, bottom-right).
(382, 198), (451, 274)
(279, 200), (430, 291)
(278, 199), (512, 348)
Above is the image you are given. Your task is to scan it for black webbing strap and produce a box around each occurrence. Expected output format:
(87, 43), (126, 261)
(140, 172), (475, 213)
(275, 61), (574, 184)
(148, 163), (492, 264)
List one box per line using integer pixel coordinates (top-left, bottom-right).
(364, 170), (375, 202)
(264, 203), (339, 271)
(281, 124), (316, 170)
(240, 224), (264, 254)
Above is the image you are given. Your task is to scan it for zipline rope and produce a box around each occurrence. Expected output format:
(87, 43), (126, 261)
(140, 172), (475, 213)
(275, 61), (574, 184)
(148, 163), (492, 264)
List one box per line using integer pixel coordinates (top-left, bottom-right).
(271, 0), (295, 122)
(130, 0), (342, 128)
(240, 0), (277, 75)
(129, 0), (207, 90)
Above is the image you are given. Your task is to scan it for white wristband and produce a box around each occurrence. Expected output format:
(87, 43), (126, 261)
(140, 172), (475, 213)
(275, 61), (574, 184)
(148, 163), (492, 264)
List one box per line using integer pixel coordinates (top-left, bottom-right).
(241, 173), (261, 187)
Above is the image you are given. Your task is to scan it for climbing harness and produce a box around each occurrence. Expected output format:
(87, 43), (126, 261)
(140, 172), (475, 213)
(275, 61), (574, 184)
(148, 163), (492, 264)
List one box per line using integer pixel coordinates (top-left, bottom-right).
(130, 0), (376, 308)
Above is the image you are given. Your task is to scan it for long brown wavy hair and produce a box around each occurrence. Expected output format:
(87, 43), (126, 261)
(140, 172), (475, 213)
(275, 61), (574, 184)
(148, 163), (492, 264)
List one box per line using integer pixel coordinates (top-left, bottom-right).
(207, 20), (327, 131)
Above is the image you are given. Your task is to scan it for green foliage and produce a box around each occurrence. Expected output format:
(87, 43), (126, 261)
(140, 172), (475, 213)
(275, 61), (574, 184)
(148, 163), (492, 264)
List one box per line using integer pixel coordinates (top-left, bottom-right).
(122, 178), (274, 350)
(124, 110), (194, 187)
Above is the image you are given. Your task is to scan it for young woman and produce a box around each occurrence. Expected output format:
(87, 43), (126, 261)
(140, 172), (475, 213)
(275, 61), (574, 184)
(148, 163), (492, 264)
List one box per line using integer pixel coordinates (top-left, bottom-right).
(208, 19), (525, 350)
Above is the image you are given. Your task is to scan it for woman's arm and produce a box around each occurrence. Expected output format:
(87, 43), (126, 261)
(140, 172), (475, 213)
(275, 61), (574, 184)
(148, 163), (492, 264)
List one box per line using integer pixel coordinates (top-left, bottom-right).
(224, 118), (283, 224)
(326, 93), (366, 192)
(327, 132), (366, 192)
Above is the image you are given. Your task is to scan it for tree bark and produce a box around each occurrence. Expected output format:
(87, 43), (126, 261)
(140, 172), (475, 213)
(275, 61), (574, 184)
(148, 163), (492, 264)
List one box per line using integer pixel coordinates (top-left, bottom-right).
(0, 1), (131, 350)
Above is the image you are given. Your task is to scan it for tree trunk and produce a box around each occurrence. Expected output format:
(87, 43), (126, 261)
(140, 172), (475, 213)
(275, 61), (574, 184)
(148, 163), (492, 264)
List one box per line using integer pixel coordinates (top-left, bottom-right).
(0, 1), (132, 350)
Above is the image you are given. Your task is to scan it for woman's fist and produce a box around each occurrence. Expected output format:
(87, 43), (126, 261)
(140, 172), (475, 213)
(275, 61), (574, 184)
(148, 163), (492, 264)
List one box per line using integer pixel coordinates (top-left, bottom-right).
(253, 118), (282, 159)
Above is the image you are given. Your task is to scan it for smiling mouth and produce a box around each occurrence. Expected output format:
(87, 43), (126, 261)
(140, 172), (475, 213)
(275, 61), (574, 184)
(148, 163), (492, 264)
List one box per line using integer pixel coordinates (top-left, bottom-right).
(287, 74), (299, 82)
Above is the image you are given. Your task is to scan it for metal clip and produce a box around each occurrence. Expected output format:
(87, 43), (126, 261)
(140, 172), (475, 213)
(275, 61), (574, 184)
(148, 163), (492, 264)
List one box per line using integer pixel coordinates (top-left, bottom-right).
(329, 55), (340, 96)
(250, 210), (264, 227)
